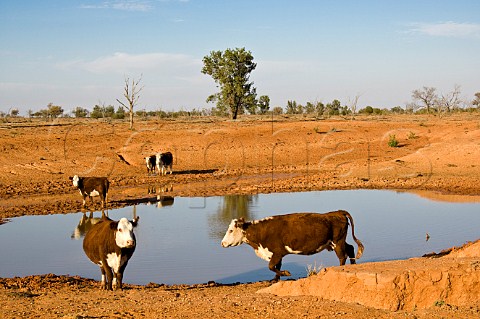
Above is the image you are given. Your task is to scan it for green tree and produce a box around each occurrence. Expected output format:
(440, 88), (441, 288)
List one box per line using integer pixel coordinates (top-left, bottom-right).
(113, 106), (125, 119)
(202, 47), (257, 120)
(73, 107), (89, 118)
(90, 105), (104, 119)
(285, 100), (298, 114)
(258, 95), (270, 114)
(47, 103), (64, 118)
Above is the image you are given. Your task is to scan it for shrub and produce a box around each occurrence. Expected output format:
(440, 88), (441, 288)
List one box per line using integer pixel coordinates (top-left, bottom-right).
(388, 134), (399, 147)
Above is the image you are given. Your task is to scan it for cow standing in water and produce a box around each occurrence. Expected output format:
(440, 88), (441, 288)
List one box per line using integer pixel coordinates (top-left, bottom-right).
(70, 175), (109, 208)
(221, 210), (364, 282)
(83, 215), (139, 290)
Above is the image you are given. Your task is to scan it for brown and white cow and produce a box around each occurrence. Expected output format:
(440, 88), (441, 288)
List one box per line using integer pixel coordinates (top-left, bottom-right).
(156, 152), (173, 175)
(83, 215), (139, 290)
(145, 155), (157, 174)
(221, 210), (364, 281)
(70, 175), (109, 208)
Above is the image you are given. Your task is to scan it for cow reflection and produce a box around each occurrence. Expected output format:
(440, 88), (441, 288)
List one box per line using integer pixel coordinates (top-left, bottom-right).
(71, 211), (108, 240)
(147, 184), (174, 208)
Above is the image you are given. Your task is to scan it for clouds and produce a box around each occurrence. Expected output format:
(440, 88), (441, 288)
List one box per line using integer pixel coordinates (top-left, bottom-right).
(80, 0), (153, 12)
(79, 0), (189, 12)
(58, 52), (201, 77)
(407, 21), (480, 39)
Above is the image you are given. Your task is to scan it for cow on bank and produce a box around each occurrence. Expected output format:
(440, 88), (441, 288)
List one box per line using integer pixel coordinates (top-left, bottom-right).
(221, 210), (364, 281)
(69, 175), (109, 208)
(83, 215), (139, 290)
(145, 155), (157, 174)
(156, 152), (173, 175)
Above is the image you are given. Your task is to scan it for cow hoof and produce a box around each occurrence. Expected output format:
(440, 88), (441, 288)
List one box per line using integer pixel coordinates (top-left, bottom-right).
(282, 270), (291, 277)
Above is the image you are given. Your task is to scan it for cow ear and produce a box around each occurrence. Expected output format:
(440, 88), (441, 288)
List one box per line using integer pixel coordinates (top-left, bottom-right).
(131, 216), (139, 227)
(68, 176), (73, 180)
(110, 221), (119, 230)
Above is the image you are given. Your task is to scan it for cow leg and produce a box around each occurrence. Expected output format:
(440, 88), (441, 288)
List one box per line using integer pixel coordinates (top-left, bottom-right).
(268, 255), (290, 282)
(99, 266), (107, 290)
(334, 241), (347, 266)
(82, 195), (87, 207)
(103, 265), (114, 291)
(345, 243), (356, 264)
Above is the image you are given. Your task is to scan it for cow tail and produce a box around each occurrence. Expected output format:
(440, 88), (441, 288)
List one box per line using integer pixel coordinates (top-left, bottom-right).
(344, 211), (364, 260)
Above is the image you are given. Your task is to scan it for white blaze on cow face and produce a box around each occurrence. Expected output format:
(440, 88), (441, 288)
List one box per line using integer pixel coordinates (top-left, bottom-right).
(221, 219), (245, 247)
(115, 218), (136, 248)
(72, 175), (80, 187)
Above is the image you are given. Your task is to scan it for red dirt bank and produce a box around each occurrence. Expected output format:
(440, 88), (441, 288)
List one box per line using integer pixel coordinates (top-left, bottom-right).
(1, 115), (480, 318)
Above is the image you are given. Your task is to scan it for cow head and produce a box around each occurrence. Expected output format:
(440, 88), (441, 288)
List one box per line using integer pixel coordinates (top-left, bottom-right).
(69, 175), (81, 187)
(111, 217), (139, 248)
(221, 218), (249, 248)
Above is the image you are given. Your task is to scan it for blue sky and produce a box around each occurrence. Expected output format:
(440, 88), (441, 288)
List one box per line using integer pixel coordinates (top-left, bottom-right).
(1, 0), (479, 115)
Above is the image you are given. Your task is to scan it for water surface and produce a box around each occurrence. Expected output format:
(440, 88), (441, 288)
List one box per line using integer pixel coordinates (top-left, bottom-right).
(1, 190), (479, 285)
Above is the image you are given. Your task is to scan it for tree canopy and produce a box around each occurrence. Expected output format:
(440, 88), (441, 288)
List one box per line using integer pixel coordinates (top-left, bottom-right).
(202, 47), (257, 119)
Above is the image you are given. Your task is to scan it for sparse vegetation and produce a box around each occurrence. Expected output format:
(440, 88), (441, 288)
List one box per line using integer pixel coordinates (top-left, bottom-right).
(388, 134), (399, 147)
(306, 262), (323, 277)
(408, 131), (418, 139)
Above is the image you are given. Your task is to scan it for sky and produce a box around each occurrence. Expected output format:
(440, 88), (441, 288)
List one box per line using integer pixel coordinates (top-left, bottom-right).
(1, 0), (479, 115)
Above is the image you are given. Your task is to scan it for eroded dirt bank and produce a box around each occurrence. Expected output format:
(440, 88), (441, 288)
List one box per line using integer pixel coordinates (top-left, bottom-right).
(1, 115), (480, 318)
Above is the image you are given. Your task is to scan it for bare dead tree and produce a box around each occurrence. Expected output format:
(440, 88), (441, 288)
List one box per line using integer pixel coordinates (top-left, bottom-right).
(440, 84), (462, 113)
(348, 94), (361, 119)
(117, 75), (144, 130)
(412, 86), (437, 114)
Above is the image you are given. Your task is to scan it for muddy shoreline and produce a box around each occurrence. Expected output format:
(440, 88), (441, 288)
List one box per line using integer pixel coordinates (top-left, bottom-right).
(1, 115), (480, 318)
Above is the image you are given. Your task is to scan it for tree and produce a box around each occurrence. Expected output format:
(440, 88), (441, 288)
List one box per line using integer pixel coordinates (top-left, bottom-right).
(47, 103), (64, 118)
(348, 94), (361, 119)
(9, 108), (19, 117)
(285, 100), (298, 114)
(439, 84), (462, 113)
(202, 47), (257, 120)
(257, 95), (270, 114)
(412, 87), (437, 113)
(473, 92), (480, 109)
(73, 107), (88, 118)
(117, 75), (143, 129)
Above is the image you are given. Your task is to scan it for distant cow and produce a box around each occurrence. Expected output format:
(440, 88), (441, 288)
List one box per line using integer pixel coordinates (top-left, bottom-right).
(221, 210), (364, 281)
(83, 215), (139, 290)
(70, 175), (109, 208)
(145, 155), (157, 174)
(156, 152), (173, 175)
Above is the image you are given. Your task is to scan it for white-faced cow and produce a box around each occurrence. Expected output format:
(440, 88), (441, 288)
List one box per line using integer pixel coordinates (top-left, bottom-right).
(156, 152), (173, 175)
(70, 175), (109, 208)
(221, 210), (364, 282)
(145, 155), (157, 174)
(83, 215), (139, 290)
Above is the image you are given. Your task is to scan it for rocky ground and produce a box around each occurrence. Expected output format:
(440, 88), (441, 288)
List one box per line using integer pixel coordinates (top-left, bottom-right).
(1, 114), (479, 318)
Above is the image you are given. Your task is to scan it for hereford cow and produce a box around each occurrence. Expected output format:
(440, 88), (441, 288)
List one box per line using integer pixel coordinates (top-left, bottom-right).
(221, 210), (364, 281)
(83, 215), (139, 290)
(145, 155), (157, 174)
(156, 152), (173, 175)
(70, 175), (109, 208)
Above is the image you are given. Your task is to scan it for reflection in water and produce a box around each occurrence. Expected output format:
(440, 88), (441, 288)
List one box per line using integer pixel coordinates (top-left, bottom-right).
(147, 184), (175, 208)
(71, 210), (108, 240)
(208, 195), (257, 240)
